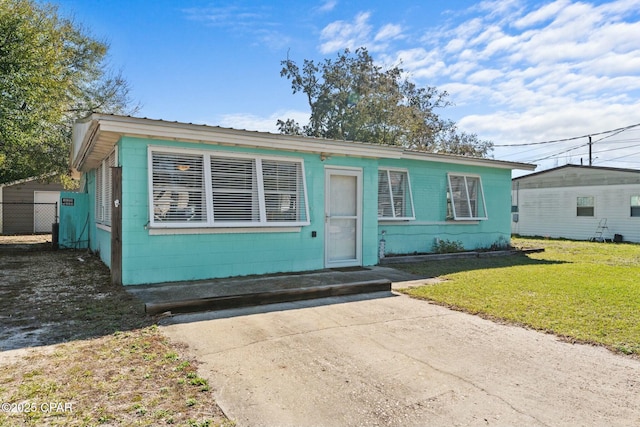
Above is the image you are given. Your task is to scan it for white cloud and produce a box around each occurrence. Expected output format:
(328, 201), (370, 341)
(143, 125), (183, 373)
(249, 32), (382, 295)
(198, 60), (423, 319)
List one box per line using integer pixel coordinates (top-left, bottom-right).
(317, 0), (338, 13)
(319, 12), (404, 53)
(378, 48), (449, 82)
(182, 5), (289, 50)
(444, 38), (466, 54)
(215, 110), (310, 133)
(467, 69), (503, 84)
(308, 1), (640, 170)
(374, 24), (404, 42)
(319, 11), (372, 53)
(513, 0), (571, 29)
(400, 0), (640, 170)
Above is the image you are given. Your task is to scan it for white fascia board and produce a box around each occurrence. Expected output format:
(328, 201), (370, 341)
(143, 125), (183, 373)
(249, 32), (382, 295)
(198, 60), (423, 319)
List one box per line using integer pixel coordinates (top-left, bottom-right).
(94, 115), (403, 159)
(71, 118), (100, 171)
(78, 114), (535, 171)
(401, 150), (536, 171)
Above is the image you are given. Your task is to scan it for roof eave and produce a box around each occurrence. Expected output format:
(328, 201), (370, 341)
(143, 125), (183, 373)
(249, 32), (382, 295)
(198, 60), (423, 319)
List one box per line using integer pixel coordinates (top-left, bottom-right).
(71, 114), (536, 172)
(401, 150), (536, 171)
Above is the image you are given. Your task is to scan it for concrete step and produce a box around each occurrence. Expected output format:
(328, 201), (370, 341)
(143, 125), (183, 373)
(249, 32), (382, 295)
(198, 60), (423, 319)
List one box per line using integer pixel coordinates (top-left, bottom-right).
(145, 279), (392, 315)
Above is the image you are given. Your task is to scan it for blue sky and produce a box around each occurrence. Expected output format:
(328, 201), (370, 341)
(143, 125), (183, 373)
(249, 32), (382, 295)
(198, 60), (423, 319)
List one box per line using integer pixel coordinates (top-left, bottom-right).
(54, 0), (640, 173)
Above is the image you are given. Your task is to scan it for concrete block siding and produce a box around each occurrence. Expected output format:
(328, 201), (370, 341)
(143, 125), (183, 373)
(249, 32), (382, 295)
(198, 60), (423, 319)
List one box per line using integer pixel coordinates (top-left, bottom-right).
(118, 137), (381, 285)
(378, 158), (512, 255)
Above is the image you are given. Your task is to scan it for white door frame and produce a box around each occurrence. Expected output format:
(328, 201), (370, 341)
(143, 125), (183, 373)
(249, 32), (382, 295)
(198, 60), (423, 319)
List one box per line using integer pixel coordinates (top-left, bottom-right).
(324, 166), (363, 268)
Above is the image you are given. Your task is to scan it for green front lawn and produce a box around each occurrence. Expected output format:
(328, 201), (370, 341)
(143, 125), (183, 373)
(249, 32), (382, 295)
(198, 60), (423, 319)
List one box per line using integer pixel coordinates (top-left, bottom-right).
(396, 238), (640, 355)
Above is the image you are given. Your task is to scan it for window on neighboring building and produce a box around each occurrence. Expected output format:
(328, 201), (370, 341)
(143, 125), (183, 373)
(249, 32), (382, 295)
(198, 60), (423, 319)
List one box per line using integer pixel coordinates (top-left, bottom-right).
(95, 148), (117, 226)
(377, 169), (415, 220)
(446, 174), (488, 220)
(631, 196), (640, 217)
(149, 148), (309, 227)
(577, 196), (595, 217)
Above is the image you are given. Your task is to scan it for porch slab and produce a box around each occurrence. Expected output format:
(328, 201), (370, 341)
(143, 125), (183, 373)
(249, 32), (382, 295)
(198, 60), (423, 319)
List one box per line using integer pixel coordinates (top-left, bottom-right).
(126, 266), (426, 315)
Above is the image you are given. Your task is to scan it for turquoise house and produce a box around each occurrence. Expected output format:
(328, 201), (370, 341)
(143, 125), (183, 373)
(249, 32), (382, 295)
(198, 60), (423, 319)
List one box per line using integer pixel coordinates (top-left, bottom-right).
(64, 114), (534, 285)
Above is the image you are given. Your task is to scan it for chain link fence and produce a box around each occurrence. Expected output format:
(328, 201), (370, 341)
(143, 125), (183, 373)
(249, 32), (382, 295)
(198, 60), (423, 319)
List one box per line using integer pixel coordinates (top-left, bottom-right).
(0, 202), (59, 235)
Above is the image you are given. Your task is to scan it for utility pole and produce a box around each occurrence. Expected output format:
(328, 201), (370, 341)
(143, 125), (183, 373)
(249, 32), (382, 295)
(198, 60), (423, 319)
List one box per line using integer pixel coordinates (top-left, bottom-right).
(588, 135), (592, 166)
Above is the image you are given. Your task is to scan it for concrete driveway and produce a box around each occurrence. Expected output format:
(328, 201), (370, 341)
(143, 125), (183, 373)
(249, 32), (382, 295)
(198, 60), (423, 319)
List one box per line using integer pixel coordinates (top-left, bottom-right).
(161, 292), (640, 427)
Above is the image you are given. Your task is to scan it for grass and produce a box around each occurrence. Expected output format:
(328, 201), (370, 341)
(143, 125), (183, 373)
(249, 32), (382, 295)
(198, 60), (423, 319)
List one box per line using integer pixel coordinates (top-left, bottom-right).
(0, 326), (233, 427)
(396, 237), (640, 356)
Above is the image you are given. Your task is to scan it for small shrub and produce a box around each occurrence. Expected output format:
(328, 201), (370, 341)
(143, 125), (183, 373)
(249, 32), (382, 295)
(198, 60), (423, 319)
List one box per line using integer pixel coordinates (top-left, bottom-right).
(164, 351), (179, 361)
(432, 238), (465, 254)
(488, 236), (511, 251)
(175, 361), (190, 371)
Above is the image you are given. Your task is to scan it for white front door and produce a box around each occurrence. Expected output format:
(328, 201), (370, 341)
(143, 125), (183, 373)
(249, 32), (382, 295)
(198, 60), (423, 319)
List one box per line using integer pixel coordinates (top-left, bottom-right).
(325, 167), (362, 268)
(34, 191), (60, 233)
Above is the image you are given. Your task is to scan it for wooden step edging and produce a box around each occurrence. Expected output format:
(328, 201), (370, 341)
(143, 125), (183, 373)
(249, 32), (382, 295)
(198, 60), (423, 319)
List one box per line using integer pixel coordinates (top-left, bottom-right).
(145, 279), (392, 316)
(380, 248), (544, 265)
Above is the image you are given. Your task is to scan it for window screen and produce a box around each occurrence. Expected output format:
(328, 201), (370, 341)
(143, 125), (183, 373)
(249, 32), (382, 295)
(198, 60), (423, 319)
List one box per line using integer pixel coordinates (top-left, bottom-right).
(447, 174), (487, 220)
(378, 169), (414, 219)
(152, 152), (206, 223)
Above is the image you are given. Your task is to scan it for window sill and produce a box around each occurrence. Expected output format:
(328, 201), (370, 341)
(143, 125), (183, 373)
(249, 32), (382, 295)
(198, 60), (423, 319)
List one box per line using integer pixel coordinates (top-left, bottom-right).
(96, 223), (112, 232)
(446, 219), (481, 224)
(148, 226), (302, 235)
(378, 220), (481, 225)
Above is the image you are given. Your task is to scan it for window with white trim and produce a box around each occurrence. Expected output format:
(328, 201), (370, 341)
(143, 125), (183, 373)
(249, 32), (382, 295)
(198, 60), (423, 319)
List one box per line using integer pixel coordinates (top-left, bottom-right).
(149, 148), (309, 227)
(152, 152), (207, 223)
(378, 169), (414, 220)
(95, 148), (117, 226)
(631, 196), (640, 217)
(577, 196), (594, 217)
(446, 173), (487, 220)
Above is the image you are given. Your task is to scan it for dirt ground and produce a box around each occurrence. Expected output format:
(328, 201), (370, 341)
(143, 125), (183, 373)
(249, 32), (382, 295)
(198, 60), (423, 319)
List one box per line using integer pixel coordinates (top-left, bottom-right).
(0, 235), (150, 353)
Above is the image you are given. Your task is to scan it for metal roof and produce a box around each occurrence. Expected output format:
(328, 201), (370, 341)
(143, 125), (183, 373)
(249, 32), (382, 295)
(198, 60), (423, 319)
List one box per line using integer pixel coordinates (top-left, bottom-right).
(71, 113), (536, 172)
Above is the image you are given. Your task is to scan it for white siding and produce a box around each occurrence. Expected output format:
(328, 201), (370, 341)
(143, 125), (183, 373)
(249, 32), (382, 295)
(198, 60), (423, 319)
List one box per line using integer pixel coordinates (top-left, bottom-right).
(512, 184), (640, 243)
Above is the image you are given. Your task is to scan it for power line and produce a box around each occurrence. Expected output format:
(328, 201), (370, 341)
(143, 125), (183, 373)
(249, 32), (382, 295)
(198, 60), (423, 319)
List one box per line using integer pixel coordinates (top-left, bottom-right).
(493, 122), (640, 147)
(595, 150), (640, 165)
(592, 142), (640, 155)
(529, 141), (590, 162)
(598, 158), (640, 165)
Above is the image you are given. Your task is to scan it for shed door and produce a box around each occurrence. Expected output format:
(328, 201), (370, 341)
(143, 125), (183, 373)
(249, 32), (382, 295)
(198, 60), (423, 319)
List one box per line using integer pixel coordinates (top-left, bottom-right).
(34, 191), (60, 233)
(324, 168), (362, 268)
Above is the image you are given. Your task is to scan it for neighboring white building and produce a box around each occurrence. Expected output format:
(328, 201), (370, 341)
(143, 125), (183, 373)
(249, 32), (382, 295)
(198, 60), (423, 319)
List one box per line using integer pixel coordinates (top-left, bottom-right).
(512, 165), (640, 243)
